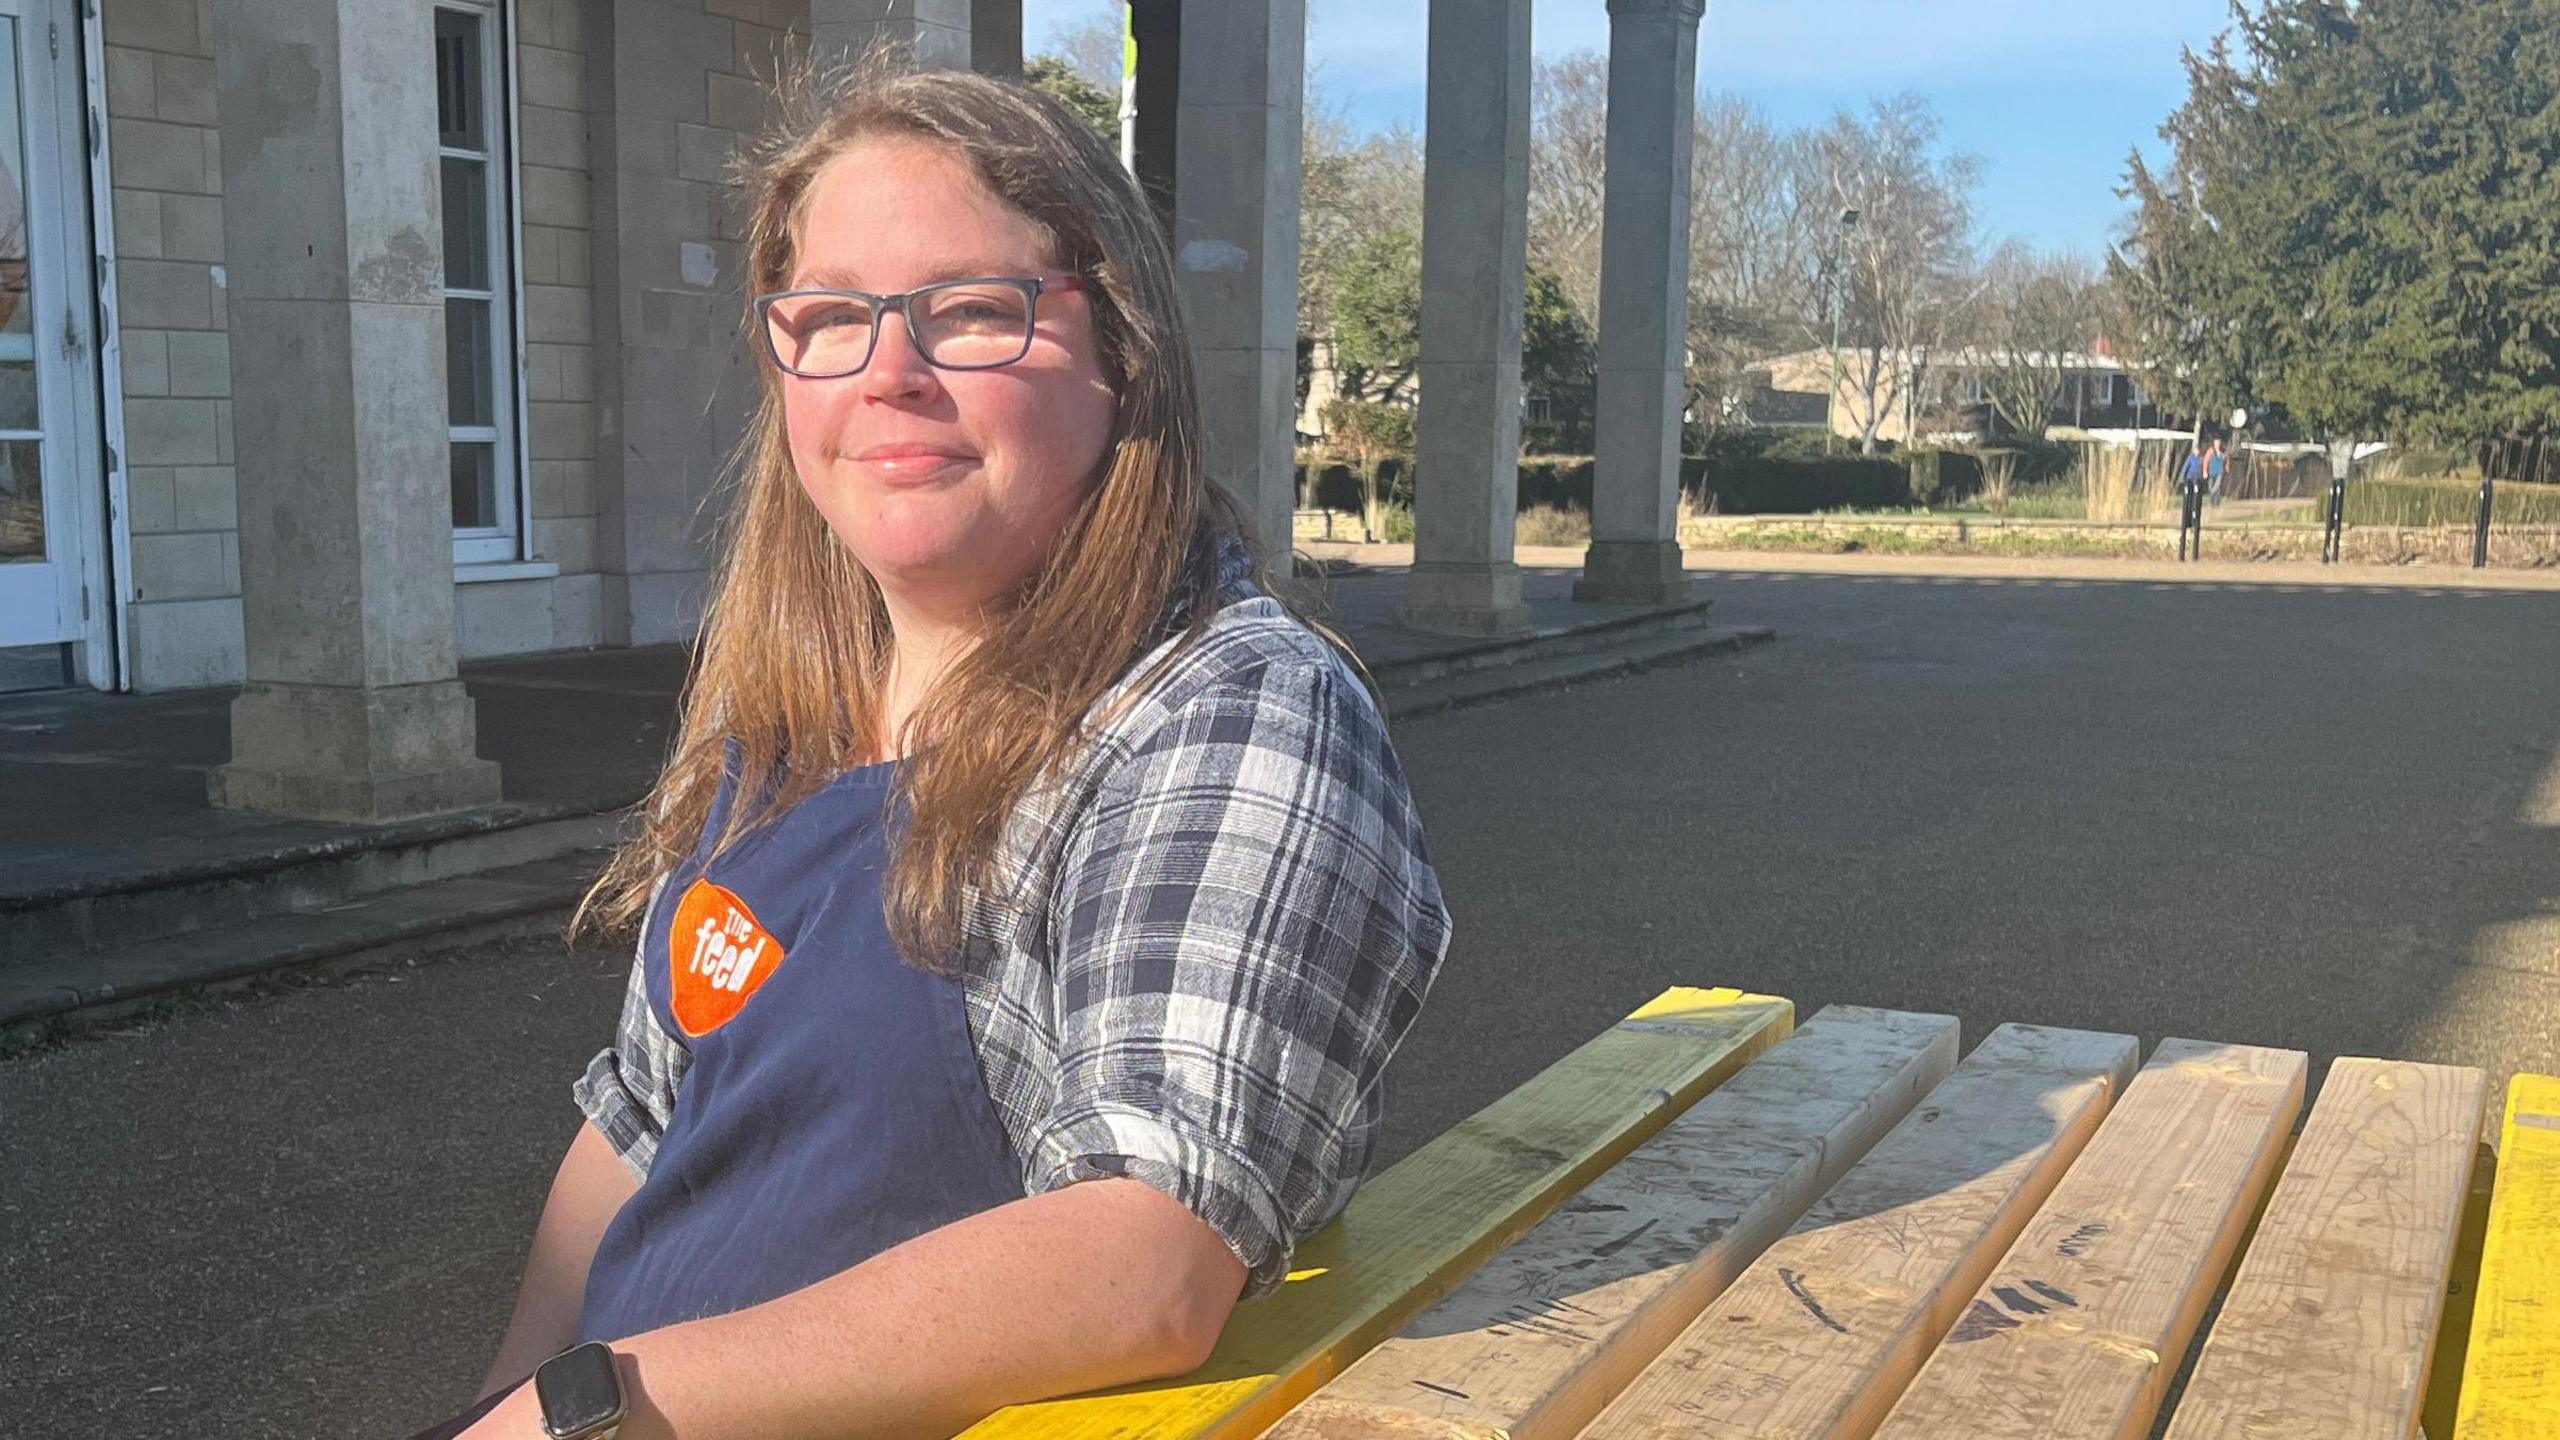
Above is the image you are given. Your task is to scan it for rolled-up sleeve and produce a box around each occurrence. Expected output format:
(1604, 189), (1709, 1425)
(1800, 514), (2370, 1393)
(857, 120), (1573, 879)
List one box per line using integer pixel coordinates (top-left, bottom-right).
(571, 898), (690, 1180)
(1026, 657), (1451, 1299)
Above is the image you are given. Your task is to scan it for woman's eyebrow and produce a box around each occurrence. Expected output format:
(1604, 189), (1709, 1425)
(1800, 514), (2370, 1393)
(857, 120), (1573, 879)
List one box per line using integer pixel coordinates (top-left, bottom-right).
(789, 260), (1036, 291)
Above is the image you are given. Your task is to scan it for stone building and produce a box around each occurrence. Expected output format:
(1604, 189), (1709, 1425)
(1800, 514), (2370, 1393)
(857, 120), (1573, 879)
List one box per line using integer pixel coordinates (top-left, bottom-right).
(3, 0), (1713, 820)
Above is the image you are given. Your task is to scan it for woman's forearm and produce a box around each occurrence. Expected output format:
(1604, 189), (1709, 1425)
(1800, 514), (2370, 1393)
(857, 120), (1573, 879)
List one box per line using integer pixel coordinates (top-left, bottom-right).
(478, 1120), (642, 1398)
(609, 1177), (1248, 1440)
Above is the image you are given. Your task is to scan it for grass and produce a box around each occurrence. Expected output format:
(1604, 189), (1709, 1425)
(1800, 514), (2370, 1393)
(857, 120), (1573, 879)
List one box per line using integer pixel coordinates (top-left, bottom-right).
(2340, 476), (2560, 527)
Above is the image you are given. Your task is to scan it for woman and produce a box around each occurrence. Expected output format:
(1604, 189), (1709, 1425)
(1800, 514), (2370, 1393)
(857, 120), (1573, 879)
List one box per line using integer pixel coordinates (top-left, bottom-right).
(431, 60), (1449, 1440)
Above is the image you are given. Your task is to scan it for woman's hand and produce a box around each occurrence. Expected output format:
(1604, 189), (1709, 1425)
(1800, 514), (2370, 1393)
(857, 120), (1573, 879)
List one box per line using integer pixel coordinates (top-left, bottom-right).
(453, 1383), (546, 1440)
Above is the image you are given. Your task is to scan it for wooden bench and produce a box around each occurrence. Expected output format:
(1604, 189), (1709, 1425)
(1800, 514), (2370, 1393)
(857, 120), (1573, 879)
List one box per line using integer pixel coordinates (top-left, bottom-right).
(959, 987), (2553, 1440)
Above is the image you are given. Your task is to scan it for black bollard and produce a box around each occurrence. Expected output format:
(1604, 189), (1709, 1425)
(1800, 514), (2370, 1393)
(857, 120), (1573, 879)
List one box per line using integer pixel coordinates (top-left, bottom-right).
(2323, 476), (2346, 564)
(2474, 475), (2494, 569)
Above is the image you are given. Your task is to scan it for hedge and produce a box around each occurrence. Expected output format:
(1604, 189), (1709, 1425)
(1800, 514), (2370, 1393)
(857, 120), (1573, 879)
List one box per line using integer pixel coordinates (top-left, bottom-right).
(1297, 450), (1915, 518)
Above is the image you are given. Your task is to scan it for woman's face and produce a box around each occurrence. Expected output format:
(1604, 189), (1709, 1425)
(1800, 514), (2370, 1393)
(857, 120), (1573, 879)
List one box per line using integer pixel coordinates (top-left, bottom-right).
(779, 137), (1117, 615)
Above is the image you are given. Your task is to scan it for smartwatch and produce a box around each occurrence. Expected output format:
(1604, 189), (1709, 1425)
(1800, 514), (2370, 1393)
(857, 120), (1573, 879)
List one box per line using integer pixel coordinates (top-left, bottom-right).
(533, 1342), (626, 1440)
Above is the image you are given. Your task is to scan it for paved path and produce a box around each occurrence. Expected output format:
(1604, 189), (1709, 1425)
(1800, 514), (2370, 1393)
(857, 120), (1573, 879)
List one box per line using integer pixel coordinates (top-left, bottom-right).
(6, 559), (2557, 1437)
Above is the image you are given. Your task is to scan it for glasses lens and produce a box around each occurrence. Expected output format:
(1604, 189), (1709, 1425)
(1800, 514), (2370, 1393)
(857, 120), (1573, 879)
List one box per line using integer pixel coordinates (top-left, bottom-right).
(769, 293), (878, 375)
(915, 282), (1034, 367)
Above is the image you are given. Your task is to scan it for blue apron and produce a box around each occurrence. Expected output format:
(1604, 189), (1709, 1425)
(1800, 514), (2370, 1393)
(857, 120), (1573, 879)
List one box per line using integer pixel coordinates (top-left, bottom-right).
(577, 758), (1024, 1344)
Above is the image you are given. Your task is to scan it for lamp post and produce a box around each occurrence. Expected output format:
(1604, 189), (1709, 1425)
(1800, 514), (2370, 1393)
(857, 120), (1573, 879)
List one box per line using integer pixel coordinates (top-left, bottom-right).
(1825, 206), (1861, 455)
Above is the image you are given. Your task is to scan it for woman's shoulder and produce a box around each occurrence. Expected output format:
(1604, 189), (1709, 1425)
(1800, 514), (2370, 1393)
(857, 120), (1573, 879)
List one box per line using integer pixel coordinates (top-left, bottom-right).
(1108, 590), (1370, 739)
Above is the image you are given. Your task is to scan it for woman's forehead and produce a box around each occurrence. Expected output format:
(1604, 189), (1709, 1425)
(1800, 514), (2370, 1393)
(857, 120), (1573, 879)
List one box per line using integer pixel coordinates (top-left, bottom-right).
(791, 138), (1054, 288)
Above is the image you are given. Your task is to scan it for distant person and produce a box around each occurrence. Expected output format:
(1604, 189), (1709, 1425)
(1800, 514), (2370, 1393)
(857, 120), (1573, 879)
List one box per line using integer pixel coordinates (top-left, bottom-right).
(2182, 445), (2205, 494)
(2205, 436), (2229, 506)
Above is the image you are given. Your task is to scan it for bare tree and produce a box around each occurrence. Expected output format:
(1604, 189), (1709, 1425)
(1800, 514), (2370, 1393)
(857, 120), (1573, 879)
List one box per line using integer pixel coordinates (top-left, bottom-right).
(1686, 93), (1825, 429)
(1037, 1), (1125, 92)
(1973, 243), (2101, 442)
(1819, 94), (1980, 452)
(1528, 52), (1610, 332)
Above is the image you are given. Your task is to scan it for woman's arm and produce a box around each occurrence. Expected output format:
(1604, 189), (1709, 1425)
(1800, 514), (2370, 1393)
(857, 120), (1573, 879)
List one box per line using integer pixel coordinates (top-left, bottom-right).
(476, 1120), (642, 1399)
(466, 1176), (1245, 1439)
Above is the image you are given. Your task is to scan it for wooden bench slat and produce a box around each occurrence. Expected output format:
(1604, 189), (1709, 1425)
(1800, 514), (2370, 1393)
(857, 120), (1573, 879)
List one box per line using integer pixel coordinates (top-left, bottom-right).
(1264, 1005), (1960, 1440)
(1580, 1022), (2139, 1440)
(2452, 1073), (2560, 1439)
(1867, 1038), (2308, 1439)
(952, 986), (1793, 1440)
(2160, 1057), (2486, 1439)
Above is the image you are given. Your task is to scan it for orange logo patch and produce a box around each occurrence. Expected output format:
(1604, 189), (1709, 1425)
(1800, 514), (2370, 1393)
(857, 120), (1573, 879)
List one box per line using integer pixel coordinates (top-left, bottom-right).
(668, 879), (786, 1036)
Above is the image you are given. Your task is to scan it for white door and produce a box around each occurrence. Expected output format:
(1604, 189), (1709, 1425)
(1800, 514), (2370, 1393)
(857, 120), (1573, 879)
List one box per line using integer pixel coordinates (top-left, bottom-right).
(0, 0), (104, 654)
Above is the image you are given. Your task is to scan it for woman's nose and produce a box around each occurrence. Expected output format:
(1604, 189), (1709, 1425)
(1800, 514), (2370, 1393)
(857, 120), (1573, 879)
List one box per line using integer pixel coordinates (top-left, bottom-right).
(859, 308), (939, 401)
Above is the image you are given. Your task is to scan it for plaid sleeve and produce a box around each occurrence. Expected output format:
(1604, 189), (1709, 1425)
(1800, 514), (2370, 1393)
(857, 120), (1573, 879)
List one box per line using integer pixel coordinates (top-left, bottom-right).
(571, 886), (690, 1179)
(1027, 657), (1451, 1299)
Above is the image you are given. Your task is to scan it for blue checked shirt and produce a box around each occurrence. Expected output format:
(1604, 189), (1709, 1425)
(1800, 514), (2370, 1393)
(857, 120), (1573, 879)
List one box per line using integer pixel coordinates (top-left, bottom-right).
(574, 531), (1452, 1299)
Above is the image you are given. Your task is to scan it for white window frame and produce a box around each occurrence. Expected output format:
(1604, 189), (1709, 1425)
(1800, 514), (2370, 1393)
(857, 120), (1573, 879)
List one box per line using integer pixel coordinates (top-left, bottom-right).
(2089, 372), (2117, 407)
(435, 0), (531, 569)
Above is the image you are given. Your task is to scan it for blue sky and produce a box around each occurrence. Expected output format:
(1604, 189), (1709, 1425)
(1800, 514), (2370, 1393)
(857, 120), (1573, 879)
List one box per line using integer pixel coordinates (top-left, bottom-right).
(1025, 0), (2243, 262)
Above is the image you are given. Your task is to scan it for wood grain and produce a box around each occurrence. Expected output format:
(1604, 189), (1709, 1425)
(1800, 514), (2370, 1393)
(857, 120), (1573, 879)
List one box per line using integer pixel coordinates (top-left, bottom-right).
(1867, 1038), (2307, 1440)
(1580, 1023), (2140, 1440)
(2453, 1073), (2560, 1439)
(952, 986), (1794, 1440)
(1264, 1005), (1960, 1440)
(2160, 1057), (2485, 1439)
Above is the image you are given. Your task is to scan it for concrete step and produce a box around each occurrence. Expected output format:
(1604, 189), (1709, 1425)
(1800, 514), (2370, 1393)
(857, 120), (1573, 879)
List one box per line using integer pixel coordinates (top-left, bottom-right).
(0, 802), (629, 970)
(1364, 597), (1720, 689)
(0, 848), (610, 1030)
(1385, 624), (1776, 719)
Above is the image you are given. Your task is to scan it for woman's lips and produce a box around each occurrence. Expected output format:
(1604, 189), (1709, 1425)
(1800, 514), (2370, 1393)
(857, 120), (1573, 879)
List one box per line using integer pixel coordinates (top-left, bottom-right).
(852, 450), (976, 484)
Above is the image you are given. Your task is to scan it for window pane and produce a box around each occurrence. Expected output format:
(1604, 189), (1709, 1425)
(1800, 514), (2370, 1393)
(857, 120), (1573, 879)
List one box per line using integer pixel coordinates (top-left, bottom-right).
(450, 441), (498, 531)
(446, 298), (493, 427)
(434, 9), (484, 152)
(0, 439), (42, 562)
(441, 156), (488, 291)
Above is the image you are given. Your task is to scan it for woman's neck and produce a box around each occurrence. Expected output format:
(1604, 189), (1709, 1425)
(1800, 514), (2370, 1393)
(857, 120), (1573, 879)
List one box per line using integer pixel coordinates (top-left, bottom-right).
(870, 589), (984, 764)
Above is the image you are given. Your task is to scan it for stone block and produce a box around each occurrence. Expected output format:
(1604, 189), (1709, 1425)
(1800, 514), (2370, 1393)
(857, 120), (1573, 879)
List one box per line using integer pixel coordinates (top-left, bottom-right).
(530, 401), (595, 461)
(173, 465), (237, 530)
(1573, 538), (1691, 605)
(1174, 112), (1301, 354)
(120, 330), (171, 396)
(125, 466), (178, 532)
(517, 104), (589, 173)
(533, 458), (596, 516)
(455, 577), (557, 659)
(106, 45), (156, 119)
(521, 163), (590, 230)
(210, 680), (502, 822)
(123, 395), (220, 465)
(103, 0), (204, 58)
(733, 19), (802, 83)
(115, 258), (212, 328)
(110, 116), (213, 193)
(153, 54), (218, 126)
(132, 530), (234, 599)
(524, 283), (594, 345)
(624, 567), (708, 646)
(113, 189), (163, 258)
(534, 515), (598, 573)
(165, 329), (230, 396)
(1401, 561), (1531, 637)
(519, 44), (587, 112)
(706, 70), (772, 134)
(158, 192), (224, 262)
(549, 571), (605, 649)
(708, 0), (804, 36)
(128, 596), (245, 691)
(675, 122), (736, 185)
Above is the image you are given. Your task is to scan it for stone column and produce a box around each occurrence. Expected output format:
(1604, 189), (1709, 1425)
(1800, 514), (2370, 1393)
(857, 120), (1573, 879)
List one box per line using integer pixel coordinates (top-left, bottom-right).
(1577, 0), (1705, 605)
(206, 0), (502, 821)
(1128, 0), (1179, 234)
(971, 0), (1022, 78)
(1176, 0), (1303, 563)
(811, 0), (971, 70)
(1402, 0), (1533, 636)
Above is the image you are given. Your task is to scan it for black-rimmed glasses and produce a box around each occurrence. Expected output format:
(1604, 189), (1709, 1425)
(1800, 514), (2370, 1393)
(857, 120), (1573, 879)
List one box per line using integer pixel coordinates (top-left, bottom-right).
(754, 273), (1090, 379)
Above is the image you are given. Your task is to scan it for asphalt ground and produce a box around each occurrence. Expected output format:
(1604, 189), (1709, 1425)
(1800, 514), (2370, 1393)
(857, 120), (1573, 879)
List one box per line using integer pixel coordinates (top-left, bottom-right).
(6, 560), (2557, 1438)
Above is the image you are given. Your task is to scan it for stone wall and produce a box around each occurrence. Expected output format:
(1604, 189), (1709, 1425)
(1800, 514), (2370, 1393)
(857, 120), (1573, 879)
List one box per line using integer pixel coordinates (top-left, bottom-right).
(103, 0), (241, 690)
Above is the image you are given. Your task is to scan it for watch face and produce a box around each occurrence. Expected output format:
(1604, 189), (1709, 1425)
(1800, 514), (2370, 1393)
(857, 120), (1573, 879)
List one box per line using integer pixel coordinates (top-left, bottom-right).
(535, 1343), (625, 1438)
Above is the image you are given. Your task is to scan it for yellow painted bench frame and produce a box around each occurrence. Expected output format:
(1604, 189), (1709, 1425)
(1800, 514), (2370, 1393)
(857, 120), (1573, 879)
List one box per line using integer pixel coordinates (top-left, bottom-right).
(954, 985), (1793, 1440)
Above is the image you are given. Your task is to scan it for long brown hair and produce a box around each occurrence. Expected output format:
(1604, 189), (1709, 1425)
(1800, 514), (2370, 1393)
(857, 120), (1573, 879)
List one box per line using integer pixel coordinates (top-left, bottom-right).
(576, 53), (1297, 969)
